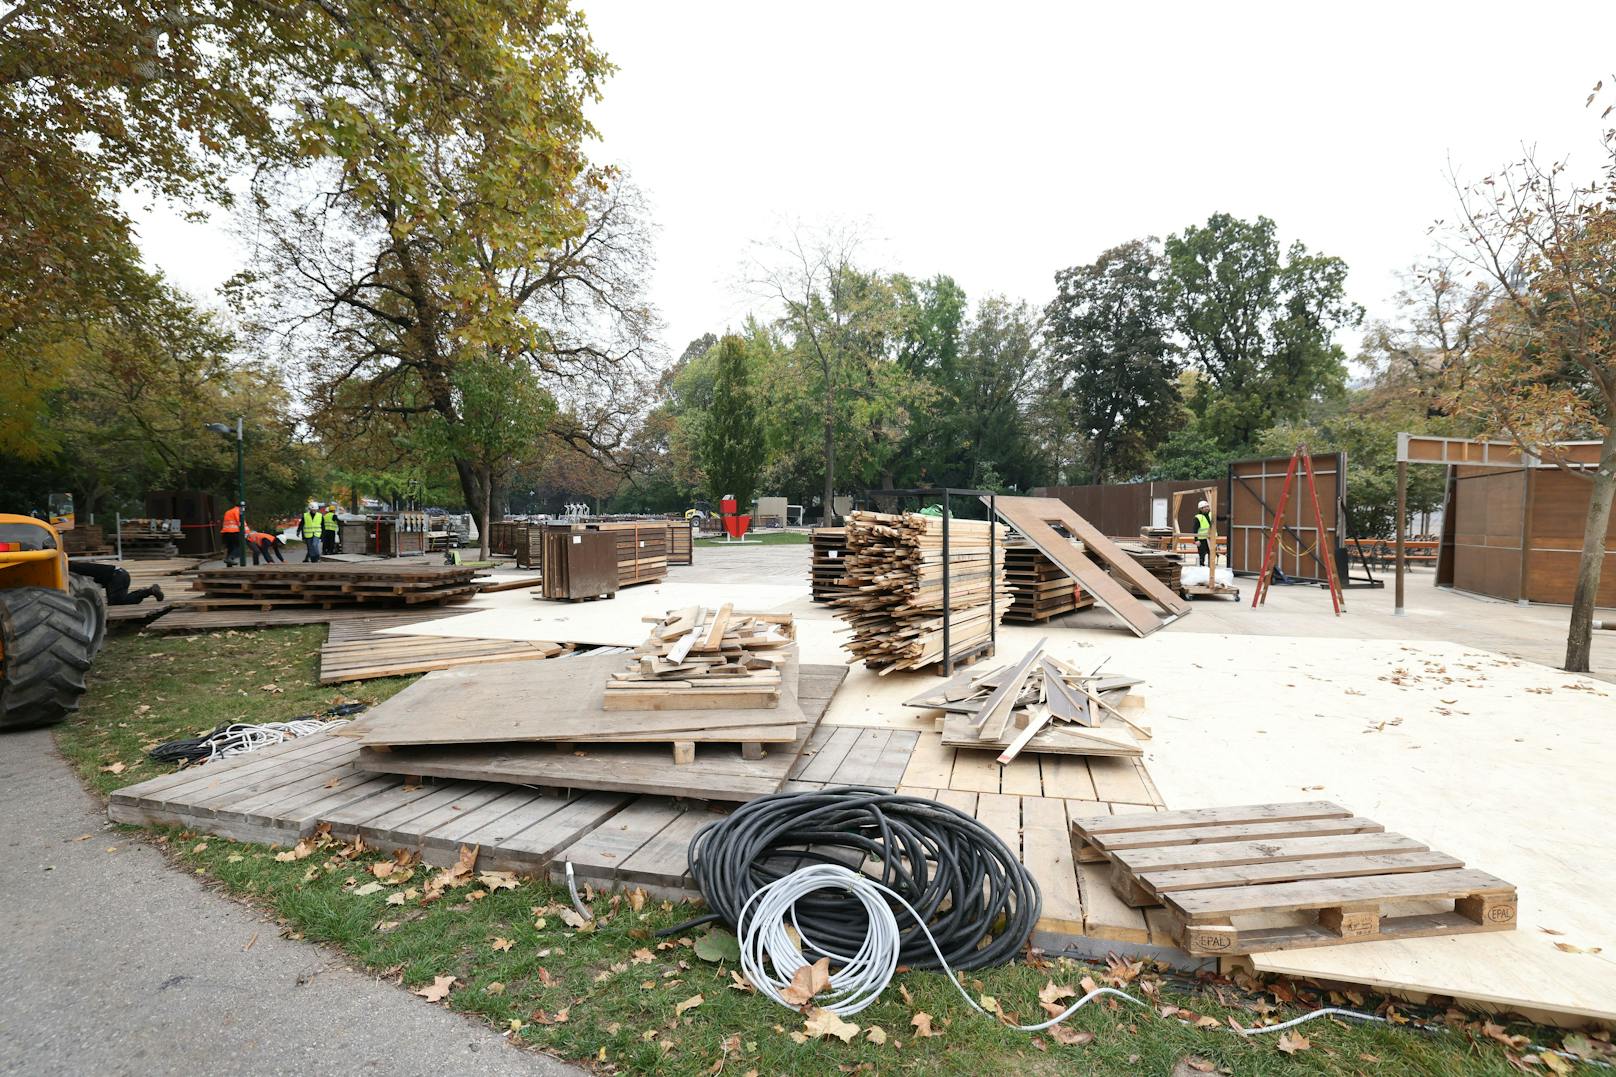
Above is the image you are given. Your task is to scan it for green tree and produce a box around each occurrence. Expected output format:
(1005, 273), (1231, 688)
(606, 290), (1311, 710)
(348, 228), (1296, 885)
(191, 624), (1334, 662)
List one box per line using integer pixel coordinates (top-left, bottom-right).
(1045, 239), (1182, 482)
(695, 336), (767, 511)
(414, 358), (556, 559)
(233, 1), (651, 526)
(1165, 213), (1361, 450)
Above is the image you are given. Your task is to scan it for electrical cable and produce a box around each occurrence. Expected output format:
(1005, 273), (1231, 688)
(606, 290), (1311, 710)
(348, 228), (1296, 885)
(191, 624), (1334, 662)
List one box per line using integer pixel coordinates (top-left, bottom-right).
(738, 862), (1394, 1039)
(663, 787), (1040, 972)
(147, 703), (366, 765)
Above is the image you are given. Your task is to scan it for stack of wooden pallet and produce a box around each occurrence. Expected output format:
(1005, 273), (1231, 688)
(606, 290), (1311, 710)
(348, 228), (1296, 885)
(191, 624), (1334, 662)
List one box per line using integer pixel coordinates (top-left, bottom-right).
(62, 525), (114, 556)
(903, 639), (1146, 763)
(1117, 545), (1182, 597)
(666, 520), (694, 566)
(833, 511), (1010, 673)
(1003, 539), (1093, 622)
(338, 609), (827, 799)
(810, 527), (849, 603)
(118, 519), (181, 559)
(603, 605), (793, 712)
(190, 563), (482, 609)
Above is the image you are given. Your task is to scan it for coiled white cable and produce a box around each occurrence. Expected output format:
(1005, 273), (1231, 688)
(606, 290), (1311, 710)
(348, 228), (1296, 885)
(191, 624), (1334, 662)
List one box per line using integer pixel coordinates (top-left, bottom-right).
(736, 863), (1394, 1038)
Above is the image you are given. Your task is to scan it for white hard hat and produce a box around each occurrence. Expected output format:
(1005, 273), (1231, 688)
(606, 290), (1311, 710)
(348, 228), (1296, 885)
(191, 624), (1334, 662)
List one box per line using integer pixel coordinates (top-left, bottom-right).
(1197, 500), (1210, 510)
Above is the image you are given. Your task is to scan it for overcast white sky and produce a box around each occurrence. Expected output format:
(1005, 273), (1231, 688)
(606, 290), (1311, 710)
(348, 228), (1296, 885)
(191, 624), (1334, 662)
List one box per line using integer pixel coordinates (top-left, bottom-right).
(132, 0), (1616, 364)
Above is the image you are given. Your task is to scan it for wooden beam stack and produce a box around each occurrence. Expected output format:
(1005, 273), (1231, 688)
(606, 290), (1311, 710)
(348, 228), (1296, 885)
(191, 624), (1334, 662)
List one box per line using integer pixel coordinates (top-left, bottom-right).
(903, 639), (1148, 763)
(603, 605), (794, 711)
(832, 511), (1011, 673)
(191, 563), (482, 608)
(1003, 539), (1094, 622)
(810, 527), (850, 603)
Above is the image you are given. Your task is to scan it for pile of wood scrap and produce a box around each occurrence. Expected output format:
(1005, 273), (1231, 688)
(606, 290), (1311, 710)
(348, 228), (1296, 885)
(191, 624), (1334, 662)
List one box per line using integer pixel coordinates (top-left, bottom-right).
(1116, 545), (1182, 597)
(603, 605), (795, 712)
(191, 563), (482, 608)
(903, 639), (1147, 763)
(833, 511), (1011, 673)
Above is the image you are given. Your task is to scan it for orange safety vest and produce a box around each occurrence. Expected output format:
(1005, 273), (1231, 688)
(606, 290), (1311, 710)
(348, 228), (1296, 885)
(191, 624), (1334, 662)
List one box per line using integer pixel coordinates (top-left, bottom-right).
(221, 505), (243, 533)
(246, 530), (275, 545)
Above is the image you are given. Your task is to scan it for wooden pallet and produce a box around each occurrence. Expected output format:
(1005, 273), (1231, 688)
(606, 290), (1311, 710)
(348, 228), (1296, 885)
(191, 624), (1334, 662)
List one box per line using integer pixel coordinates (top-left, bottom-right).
(810, 527), (850, 603)
(1070, 801), (1517, 955)
(191, 563), (481, 609)
(319, 613), (565, 684)
(1003, 542), (1094, 622)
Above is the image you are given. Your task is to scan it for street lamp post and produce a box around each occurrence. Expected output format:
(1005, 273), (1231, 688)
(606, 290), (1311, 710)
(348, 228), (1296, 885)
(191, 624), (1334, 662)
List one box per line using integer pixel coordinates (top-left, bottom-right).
(205, 418), (245, 511)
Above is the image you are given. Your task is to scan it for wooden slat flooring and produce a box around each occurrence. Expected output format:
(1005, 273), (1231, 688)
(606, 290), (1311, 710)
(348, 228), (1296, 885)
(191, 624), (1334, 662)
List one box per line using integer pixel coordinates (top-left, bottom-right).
(108, 733), (1176, 953)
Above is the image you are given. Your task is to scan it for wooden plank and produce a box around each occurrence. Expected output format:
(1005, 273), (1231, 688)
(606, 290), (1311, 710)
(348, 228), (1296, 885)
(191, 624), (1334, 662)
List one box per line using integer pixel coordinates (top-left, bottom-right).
(1168, 869), (1515, 920)
(998, 754), (1043, 796)
(867, 730), (918, 791)
(899, 733), (956, 789)
(828, 728), (894, 786)
(934, 789), (977, 816)
(1072, 800), (1350, 836)
(1022, 796), (1082, 937)
(1086, 755), (1156, 804)
(559, 799), (684, 884)
(1092, 817), (1386, 853)
(1141, 850), (1465, 894)
(616, 808), (723, 889)
(1045, 758), (1098, 801)
(947, 748), (1002, 794)
(792, 727), (859, 783)
(471, 792), (630, 871)
(1078, 803), (1152, 943)
(1115, 832), (1431, 873)
(973, 638), (1044, 740)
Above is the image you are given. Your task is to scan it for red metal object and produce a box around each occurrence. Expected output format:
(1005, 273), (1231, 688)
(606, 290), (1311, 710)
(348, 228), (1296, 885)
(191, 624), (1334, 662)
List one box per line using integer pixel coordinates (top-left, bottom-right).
(722, 513), (752, 540)
(1252, 445), (1343, 615)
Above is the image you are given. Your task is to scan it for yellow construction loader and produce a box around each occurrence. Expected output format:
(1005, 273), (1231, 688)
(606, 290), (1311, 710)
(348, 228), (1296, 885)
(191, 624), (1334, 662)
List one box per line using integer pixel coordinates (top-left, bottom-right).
(0, 513), (107, 730)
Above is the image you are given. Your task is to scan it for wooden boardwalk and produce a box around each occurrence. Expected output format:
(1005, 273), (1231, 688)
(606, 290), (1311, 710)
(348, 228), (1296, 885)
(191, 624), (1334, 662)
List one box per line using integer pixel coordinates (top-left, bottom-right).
(109, 690), (1171, 952)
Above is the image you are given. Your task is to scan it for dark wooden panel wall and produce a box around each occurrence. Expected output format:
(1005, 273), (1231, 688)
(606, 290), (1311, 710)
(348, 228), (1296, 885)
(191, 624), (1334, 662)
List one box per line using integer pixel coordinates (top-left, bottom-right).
(1448, 466), (1525, 602)
(1524, 469), (1616, 606)
(1032, 480), (1216, 537)
(1226, 454), (1344, 581)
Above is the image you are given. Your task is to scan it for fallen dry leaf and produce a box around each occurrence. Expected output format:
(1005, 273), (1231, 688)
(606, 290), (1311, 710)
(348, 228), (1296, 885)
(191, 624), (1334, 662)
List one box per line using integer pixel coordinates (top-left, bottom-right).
(1553, 942), (1602, 955)
(1276, 1031), (1311, 1054)
(413, 974), (456, 1003)
(487, 982), (505, 995)
(352, 881), (384, 896)
(491, 937), (514, 952)
(910, 1012), (937, 1038)
(865, 1025), (888, 1045)
(99, 762), (126, 775)
(478, 870), (520, 891)
(274, 839), (317, 863)
(1049, 1023), (1094, 1047)
(802, 1008), (860, 1043)
(675, 994), (704, 1017)
(781, 957), (831, 1007)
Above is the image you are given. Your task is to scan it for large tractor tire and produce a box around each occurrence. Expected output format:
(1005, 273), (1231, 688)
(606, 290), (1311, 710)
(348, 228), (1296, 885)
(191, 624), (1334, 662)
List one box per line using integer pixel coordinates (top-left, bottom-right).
(0, 586), (101, 732)
(68, 572), (108, 656)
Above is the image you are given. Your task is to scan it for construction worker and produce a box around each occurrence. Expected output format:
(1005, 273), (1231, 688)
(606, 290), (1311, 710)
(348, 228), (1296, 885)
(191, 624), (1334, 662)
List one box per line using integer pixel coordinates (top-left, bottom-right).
(323, 504), (341, 555)
(246, 528), (286, 564)
(301, 502), (324, 562)
(70, 560), (164, 605)
(220, 500), (246, 566)
(1194, 500), (1214, 567)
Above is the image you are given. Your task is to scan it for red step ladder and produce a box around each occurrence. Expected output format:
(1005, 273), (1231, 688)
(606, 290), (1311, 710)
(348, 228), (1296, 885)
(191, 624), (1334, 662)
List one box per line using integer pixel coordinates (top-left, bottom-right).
(1251, 445), (1343, 616)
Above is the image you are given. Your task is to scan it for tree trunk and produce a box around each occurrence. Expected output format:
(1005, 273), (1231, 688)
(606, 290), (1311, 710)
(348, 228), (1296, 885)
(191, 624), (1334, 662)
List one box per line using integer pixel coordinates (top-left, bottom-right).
(478, 465), (492, 562)
(1563, 428), (1616, 672)
(821, 401), (836, 527)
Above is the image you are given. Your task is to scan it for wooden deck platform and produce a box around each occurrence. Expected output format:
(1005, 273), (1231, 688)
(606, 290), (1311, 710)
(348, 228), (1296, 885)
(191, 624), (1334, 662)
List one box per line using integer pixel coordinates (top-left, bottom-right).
(108, 719), (1171, 951)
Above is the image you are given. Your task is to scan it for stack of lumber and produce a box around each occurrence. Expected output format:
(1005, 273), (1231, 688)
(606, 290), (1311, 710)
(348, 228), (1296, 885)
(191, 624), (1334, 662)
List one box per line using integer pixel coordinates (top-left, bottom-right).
(190, 563), (482, 609)
(903, 639), (1147, 763)
(1003, 539), (1093, 622)
(319, 611), (567, 684)
(118, 518), (181, 559)
(666, 520), (694, 566)
(1117, 545), (1182, 597)
(810, 527), (850, 603)
(603, 605), (794, 712)
(833, 511), (1010, 673)
(62, 525), (114, 556)
(486, 521), (524, 557)
(1071, 802), (1517, 956)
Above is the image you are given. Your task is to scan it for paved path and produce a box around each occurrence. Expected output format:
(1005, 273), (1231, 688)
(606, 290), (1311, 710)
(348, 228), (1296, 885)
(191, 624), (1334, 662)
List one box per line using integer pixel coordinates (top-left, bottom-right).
(0, 728), (584, 1077)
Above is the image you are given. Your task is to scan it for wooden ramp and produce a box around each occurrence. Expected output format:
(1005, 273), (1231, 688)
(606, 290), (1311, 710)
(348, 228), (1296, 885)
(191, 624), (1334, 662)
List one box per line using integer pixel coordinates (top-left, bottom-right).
(986, 496), (1189, 637)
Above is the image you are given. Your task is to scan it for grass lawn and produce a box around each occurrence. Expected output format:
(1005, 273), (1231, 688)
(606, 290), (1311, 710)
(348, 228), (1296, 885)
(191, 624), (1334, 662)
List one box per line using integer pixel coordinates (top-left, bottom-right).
(695, 531), (810, 547)
(55, 626), (1609, 1075)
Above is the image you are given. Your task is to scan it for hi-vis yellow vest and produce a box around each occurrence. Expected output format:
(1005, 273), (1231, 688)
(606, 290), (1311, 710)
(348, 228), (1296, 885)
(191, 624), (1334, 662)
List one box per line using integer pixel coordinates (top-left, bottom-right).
(1195, 513), (1212, 539)
(303, 510), (324, 537)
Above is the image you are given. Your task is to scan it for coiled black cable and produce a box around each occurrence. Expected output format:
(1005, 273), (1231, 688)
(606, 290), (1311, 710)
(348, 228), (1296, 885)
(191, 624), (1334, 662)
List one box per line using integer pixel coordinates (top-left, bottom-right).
(661, 786), (1040, 971)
